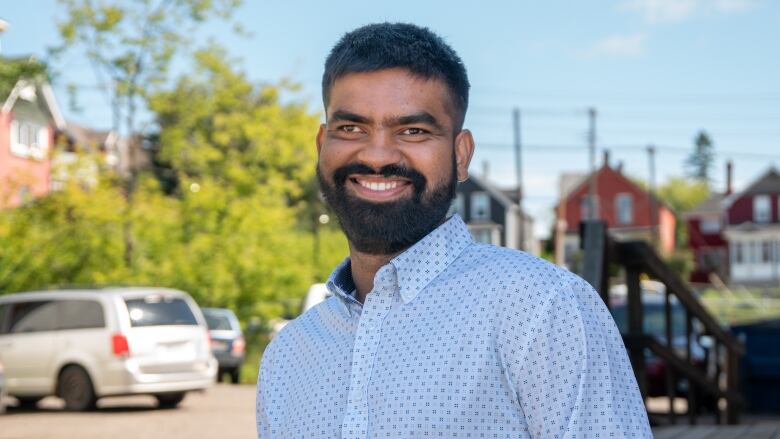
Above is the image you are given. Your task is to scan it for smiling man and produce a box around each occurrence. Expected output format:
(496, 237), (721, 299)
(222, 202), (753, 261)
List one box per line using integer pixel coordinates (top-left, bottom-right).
(256, 23), (652, 439)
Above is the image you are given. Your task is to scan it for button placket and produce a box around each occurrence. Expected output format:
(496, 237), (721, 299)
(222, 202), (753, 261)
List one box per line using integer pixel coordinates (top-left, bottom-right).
(342, 267), (397, 439)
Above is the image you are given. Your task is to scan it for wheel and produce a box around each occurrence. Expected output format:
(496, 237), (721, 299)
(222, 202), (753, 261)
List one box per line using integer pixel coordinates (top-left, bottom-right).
(216, 368), (224, 383)
(58, 365), (96, 411)
(15, 396), (42, 410)
(229, 367), (240, 384)
(155, 392), (186, 409)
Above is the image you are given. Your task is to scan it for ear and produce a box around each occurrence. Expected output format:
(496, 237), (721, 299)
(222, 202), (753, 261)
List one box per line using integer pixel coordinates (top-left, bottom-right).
(453, 129), (475, 182)
(316, 124), (326, 155)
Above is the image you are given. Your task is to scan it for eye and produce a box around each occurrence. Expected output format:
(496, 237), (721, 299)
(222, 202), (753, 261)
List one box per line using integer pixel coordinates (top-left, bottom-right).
(401, 127), (428, 135)
(338, 125), (364, 134)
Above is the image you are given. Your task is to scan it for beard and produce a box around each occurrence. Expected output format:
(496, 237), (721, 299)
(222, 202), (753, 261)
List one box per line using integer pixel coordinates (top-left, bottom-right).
(317, 159), (457, 255)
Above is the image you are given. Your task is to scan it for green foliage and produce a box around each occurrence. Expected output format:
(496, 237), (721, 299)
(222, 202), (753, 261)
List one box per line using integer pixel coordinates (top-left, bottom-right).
(685, 131), (715, 185)
(657, 176), (711, 248)
(0, 57), (49, 101)
(53, 0), (242, 135)
(0, 47), (349, 331)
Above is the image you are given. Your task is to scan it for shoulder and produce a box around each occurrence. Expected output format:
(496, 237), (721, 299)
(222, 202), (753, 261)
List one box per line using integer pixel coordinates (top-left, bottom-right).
(459, 242), (585, 294)
(262, 296), (343, 358)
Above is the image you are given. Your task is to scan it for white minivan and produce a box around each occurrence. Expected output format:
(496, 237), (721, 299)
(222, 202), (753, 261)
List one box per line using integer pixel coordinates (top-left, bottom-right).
(0, 287), (217, 411)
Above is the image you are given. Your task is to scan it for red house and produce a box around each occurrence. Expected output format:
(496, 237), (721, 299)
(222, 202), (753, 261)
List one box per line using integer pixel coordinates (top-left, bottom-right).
(0, 76), (65, 208)
(683, 163), (733, 284)
(723, 167), (780, 284)
(556, 153), (676, 269)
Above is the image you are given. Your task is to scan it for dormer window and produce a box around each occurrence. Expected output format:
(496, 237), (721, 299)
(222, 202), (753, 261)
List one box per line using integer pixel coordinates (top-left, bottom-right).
(615, 193), (633, 225)
(754, 195), (770, 224)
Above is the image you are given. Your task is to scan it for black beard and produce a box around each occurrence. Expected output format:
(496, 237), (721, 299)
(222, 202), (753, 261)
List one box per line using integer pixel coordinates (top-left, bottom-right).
(318, 162), (457, 255)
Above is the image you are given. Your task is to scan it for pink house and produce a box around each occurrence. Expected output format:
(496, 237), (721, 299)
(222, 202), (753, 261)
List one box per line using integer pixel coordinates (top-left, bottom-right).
(0, 78), (65, 207)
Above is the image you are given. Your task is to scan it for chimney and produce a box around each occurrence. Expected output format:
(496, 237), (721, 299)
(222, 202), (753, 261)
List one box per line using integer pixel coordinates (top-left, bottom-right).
(481, 161), (489, 181)
(602, 150), (610, 168)
(726, 160), (733, 195)
(617, 161), (624, 174)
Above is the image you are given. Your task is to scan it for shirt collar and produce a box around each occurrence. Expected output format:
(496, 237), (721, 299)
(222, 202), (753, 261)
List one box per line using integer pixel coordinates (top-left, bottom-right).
(390, 214), (473, 303)
(325, 214), (473, 306)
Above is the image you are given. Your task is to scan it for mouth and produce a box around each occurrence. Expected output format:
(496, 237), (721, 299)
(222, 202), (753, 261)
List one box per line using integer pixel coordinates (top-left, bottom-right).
(348, 175), (412, 201)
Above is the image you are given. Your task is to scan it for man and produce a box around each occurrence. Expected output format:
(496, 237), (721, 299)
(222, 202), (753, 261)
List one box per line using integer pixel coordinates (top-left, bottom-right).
(257, 23), (651, 438)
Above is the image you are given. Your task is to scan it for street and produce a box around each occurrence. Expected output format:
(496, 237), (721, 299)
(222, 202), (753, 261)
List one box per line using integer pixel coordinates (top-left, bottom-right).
(0, 384), (256, 439)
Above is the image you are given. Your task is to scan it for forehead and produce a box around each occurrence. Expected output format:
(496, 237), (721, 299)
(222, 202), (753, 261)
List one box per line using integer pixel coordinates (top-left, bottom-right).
(326, 68), (454, 125)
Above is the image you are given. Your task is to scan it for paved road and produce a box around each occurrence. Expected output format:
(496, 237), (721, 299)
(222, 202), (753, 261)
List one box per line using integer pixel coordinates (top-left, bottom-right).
(0, 384), (256, 439)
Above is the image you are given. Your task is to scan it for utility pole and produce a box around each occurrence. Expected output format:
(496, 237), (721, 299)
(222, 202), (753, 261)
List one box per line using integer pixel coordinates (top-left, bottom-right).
(588, 107), (598, 220)
(647, 145), (659, 248)
(513, 107), (524, 251)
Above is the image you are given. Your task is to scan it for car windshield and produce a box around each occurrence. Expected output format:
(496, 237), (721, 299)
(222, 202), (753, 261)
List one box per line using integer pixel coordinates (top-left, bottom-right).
(125, 296), (198, 327)
(204, 312), (232, 331)
(611, 303), (687, 340)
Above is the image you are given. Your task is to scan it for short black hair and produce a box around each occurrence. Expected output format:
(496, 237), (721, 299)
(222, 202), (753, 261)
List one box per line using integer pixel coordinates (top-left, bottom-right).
(322, 23), (470, 131)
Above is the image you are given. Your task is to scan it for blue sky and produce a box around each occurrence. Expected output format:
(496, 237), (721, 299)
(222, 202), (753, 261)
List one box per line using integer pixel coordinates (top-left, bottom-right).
(2, 0), (779, 238)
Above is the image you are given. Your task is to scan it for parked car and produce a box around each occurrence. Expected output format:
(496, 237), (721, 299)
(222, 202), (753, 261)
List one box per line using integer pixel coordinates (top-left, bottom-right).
(0, 287), (217, 411)
(609, 280), (706, 397)
(201, 308), (245, 383)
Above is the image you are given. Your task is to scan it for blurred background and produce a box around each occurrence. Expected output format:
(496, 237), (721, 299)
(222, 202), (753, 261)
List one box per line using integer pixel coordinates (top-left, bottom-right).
(0, 0), (779, 437)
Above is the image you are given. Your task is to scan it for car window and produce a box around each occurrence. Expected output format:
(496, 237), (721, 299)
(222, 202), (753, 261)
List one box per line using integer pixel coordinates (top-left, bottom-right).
(204, 313), (233, 330)
(611, 303), (686, 339)
(8, 301), (58, 333)
(0, 303), (9, 334)
(125, 297), (198, 327)
(58, 300), (106, 330)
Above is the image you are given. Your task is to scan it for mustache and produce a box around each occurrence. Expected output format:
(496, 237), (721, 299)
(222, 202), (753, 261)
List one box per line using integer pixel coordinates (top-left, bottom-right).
(332, 163), (427, 193)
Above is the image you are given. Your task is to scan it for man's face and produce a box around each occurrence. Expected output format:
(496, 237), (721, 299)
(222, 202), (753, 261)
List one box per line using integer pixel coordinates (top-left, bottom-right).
(317, 68), (474, 255)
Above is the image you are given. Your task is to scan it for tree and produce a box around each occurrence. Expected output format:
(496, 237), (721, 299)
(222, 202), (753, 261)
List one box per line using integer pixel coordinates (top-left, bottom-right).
(657, 176), (711, 249)
(52, 0), (242, 266)
(685, 131), (715, 185)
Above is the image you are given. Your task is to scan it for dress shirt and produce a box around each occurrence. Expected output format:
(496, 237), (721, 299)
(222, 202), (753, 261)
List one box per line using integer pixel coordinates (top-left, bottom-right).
(256, 214), (652, 438)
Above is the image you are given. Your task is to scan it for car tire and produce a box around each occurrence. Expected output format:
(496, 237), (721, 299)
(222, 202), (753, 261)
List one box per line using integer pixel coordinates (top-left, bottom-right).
(15, 396), (42, 410)
(58, 366), (96, 411)
(155, 392), (186, 409)
(230, 368), (240, 384)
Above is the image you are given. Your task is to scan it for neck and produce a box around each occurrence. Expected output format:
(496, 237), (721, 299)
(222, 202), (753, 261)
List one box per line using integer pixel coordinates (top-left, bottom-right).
(349, 245), (403, 303)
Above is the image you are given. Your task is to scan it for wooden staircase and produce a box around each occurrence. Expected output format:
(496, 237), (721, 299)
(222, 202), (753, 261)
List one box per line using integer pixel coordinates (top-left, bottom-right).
(580, 221), (745, 426)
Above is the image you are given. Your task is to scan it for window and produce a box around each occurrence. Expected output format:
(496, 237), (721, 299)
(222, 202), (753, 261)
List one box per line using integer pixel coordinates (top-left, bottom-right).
(58, 300), (105, 330)
(470, 192), (490, 220)
(762, 241), (773, 263)
(734, 242), (743, 264)
(471, 229), (493, 244)
(580, 195), (599, 220)
(700, 217), (721, 234)
(10, 119), (49, 160)
(449, 193), (465, 218)
(615, 193), (633, 225)
(125, 297), (198, 327)
(754, 195), (771, 223)
(8, 301), (58, 333)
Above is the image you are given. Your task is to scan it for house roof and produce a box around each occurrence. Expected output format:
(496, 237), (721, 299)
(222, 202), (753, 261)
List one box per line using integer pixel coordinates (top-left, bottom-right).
(556, 164), (674, 212)
(464, 173), (532, 220)
(683, 193), (727, 218)
(64, 122), (117, 152)
(723, 167), (780, 208)
(1, 56), (64, 130)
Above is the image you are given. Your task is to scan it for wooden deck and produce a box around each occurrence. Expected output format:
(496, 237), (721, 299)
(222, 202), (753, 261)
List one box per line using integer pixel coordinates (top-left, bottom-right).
(653, 425), (780, 438)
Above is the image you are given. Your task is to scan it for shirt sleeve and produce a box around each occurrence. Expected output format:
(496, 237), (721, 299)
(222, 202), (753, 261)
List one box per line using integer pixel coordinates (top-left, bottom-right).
(256, 342), (275, 439)
(500, 277), (652, 438)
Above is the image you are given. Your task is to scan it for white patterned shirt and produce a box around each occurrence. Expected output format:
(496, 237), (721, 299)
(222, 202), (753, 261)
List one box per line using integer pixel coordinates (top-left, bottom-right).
(256, 214), (651, 438)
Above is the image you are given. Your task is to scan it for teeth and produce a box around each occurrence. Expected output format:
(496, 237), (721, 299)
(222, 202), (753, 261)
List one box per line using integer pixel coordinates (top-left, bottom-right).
(359, 180), (398, 191)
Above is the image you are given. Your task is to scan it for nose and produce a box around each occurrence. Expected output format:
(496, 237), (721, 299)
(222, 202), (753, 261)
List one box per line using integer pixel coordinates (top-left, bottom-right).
(354, 131), (403, 171)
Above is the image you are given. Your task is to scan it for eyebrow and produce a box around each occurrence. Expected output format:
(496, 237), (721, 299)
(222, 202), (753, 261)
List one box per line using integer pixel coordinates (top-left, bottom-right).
(392, 112), (443, 131)
(329, 109), (445, 132)
(329, 110), (371, 124)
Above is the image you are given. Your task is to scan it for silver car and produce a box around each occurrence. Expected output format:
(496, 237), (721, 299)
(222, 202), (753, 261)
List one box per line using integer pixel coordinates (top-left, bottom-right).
(0, 287), (217, 411)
